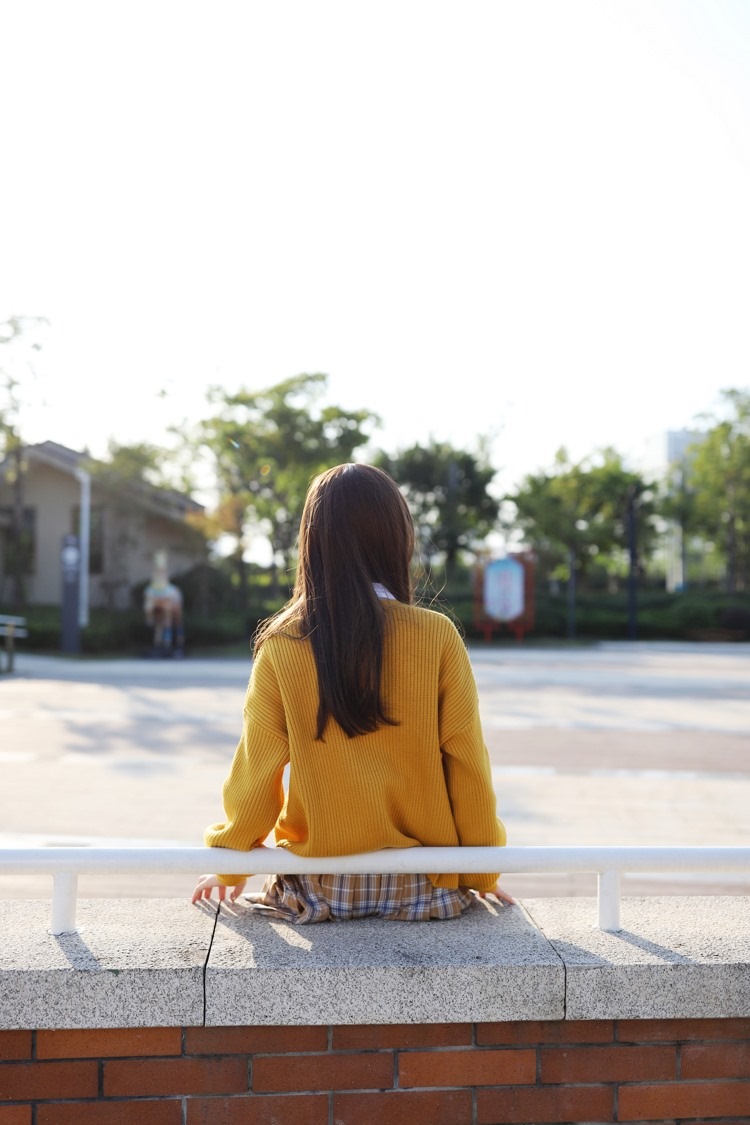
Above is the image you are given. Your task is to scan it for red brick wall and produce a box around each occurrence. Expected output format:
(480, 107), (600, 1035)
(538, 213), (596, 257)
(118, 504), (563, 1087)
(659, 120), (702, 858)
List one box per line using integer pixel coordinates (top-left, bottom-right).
(1, 1019), (750, 1123)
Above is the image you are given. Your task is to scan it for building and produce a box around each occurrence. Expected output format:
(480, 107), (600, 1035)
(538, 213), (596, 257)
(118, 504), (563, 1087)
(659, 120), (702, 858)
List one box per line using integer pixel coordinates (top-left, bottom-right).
(0, 440), (205, 617)
(635, 429), (706, 592)
(638, 430), (704, 476)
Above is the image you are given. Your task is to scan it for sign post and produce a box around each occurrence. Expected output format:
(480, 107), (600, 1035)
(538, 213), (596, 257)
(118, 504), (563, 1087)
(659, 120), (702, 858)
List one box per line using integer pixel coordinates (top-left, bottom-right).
(474, 553), (535, 641)
(484, 556), (526, 623)
(61, 534), (81, 654)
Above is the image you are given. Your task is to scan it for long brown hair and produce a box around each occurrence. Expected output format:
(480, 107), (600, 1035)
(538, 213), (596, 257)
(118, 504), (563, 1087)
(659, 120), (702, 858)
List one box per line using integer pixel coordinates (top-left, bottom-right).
(255, 463), (415, 738)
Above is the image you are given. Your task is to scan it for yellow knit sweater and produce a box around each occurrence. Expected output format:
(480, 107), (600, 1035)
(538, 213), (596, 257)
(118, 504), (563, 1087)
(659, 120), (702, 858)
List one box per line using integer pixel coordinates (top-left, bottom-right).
(205, 600), (506, 891)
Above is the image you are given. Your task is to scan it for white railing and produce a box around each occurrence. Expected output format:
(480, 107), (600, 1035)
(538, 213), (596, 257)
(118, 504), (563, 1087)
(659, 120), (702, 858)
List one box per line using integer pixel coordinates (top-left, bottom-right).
(2, 845), (750, 936)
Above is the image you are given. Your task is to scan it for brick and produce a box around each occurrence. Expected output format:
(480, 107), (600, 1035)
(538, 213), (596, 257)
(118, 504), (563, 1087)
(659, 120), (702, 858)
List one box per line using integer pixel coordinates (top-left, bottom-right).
(37, 1102), (183, 1125)
(0, 1108), (32, 1125)
(399, 1047), (535, 1088)
(477, 1019), (613, 1046)
(541, 1044), (676, 1083)
(682, 1041), (750, 1079)
(619, 1080), (750, 1119)
(37, 1027), (182, 1059)
(104, 1056), (247, 1096)
(185, 1025), (327, 1055)
(617, 1017), (750, 1042)
(253, 1051), (393, 1093)
(187, 1094), (329, 1124)
(0, 1061), (97, 1101)
(477, 1084), (614, 1123)
(333, 1024), (472, 1050)
(334, 1089), (473, 1124)
(0, 1033), (32, 1062)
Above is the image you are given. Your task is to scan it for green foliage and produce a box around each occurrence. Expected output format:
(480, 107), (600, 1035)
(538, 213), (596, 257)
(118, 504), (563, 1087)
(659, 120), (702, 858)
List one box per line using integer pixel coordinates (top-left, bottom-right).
(193, 373), (378, 595)
(506, 447), (657, 582)
(518, 589), (750, 642)
(374, 440), (499, 576)
(1, 315), (49, 610)
(681, 389), (750, 593)
(88, 440), (169, 489)
(8, 581), (750, 655)
(7, 602), (259, 655)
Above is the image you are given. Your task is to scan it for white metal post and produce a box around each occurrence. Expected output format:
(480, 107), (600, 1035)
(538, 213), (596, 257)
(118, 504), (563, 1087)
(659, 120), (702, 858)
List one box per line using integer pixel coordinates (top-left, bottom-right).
(50, 873), (78, 935)
(597, 869), (621, 932)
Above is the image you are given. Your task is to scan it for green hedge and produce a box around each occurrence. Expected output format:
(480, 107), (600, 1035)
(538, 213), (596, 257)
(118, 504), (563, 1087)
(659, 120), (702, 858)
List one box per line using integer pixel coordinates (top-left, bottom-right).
(4, 587), (749, 655)
(464, 588), (750, 642)
(0, 604), (267, 656)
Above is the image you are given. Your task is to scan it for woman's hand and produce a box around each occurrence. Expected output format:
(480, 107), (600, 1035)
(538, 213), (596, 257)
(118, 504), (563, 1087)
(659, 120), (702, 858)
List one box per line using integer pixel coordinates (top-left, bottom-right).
(191, 874), (247, 904)
(478, 882), (516, 906)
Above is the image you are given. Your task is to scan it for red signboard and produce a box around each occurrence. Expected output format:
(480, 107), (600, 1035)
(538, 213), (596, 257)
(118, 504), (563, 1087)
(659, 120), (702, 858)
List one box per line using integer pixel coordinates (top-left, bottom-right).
(473, 553), (535, 641)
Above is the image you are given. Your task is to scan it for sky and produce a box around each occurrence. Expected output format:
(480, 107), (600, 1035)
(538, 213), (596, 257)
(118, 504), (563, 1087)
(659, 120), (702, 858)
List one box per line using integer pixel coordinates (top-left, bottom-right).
(2, 0), (750, 499)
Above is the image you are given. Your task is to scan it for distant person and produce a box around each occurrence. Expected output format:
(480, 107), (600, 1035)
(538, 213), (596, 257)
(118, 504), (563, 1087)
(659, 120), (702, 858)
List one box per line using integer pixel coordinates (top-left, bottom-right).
(192, 463), (511, 921)
(143, 550), (184, 657)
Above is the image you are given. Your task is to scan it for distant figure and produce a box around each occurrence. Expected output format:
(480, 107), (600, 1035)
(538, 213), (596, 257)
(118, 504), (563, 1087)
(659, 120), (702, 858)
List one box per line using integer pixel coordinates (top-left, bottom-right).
(143, 550), (184, 657)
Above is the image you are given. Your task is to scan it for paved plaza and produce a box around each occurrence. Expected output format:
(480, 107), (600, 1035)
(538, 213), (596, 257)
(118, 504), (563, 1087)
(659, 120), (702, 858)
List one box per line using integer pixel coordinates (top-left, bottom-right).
(1, 640), (749, 902)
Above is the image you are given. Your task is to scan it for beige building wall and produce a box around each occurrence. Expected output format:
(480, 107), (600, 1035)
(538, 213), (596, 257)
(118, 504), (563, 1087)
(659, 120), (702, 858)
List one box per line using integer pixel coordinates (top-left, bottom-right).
(0, 459), (203, 611)
(0, 460), (81, 605)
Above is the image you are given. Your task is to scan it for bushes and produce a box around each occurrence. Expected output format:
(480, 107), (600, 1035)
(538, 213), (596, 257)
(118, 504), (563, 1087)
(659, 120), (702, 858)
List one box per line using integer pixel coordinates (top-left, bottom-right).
(447, 585), (750, 642)
(6, 584), (749, 656)
(4, 603), (256, 656)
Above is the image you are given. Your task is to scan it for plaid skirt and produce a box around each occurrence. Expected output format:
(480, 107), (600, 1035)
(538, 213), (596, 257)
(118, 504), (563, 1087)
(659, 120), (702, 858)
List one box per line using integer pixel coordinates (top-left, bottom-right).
(244, 872), (476, 924)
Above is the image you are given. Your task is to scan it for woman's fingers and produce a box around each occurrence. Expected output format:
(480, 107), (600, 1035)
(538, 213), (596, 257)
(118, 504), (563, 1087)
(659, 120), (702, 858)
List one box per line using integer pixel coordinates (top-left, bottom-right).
(191, 874), (226, 904)
(229, 878), (248, 902)
(492, 886), (517, 905)
(478, 882), (517, 905)
(191, 874), (249, 905)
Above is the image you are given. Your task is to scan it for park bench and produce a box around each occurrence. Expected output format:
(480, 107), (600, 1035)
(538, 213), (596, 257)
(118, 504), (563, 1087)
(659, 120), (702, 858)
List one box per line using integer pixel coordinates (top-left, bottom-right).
(0, 613), (28, 673)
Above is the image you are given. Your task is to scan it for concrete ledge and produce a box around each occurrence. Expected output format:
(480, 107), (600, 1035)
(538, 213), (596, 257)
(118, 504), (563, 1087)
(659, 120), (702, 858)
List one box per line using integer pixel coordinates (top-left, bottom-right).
(0, 899), (211, 1029)
(204, 896), (563, 1025)
(1, 896), (749, 1029)
(525, 896), (750, 1020)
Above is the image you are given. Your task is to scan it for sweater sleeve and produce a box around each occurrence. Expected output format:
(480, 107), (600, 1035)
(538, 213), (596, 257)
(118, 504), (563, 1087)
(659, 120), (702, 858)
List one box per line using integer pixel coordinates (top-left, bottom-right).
(204, 645), (289, 885)
(438, 625), (506, 891)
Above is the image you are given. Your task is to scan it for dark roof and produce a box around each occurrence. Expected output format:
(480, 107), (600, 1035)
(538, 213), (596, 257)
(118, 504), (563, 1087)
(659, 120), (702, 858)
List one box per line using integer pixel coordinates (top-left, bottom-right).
(27, 440), (84, 470)
(23, 440), (204, 519)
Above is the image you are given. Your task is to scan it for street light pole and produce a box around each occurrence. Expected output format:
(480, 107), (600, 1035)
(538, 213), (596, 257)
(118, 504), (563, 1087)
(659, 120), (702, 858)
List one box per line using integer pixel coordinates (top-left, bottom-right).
(74, 467), (90, 628)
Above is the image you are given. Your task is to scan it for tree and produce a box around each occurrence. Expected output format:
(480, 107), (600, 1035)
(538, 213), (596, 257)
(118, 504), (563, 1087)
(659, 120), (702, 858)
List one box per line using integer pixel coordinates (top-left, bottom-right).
(0, 315), (48, 610)
(682, 389), (750, 594)
(374, 440), (499, 580)
(93, 441), (169, 488)
(507, 448), (656, 637)
(195, 374), (378, 598)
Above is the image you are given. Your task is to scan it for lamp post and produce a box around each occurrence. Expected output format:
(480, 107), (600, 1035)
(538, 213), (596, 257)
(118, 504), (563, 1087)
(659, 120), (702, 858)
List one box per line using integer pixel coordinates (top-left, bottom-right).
(74, 466), (90, 627)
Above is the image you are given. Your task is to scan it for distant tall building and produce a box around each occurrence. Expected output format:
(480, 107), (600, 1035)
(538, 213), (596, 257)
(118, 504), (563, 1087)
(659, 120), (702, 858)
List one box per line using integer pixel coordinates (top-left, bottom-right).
(637, 430), (704, 479)
(635, 430), (706, 592)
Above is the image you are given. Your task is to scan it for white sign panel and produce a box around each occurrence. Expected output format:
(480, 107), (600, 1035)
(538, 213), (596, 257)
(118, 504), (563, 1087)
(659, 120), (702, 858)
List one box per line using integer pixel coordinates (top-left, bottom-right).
(484, 557), (525, 622)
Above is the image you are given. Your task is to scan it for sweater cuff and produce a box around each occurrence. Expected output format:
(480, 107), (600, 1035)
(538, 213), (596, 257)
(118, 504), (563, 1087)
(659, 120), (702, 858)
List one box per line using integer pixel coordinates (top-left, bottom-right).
(217, 873), (248, 887)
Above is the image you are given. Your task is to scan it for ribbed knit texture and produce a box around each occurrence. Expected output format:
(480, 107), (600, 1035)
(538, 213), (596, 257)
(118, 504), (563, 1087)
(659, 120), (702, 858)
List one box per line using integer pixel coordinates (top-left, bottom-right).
(205, 601), (506, 891)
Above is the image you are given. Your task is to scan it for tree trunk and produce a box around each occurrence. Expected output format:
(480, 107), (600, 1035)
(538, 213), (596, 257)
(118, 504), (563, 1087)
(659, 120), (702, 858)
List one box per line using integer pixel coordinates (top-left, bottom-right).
(726, 511), (737, 596)
(627, 492), (638, 640)
(566, 545), (576, 640)
(8, 443), (26, 612)
(235, 549), (247, 607)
